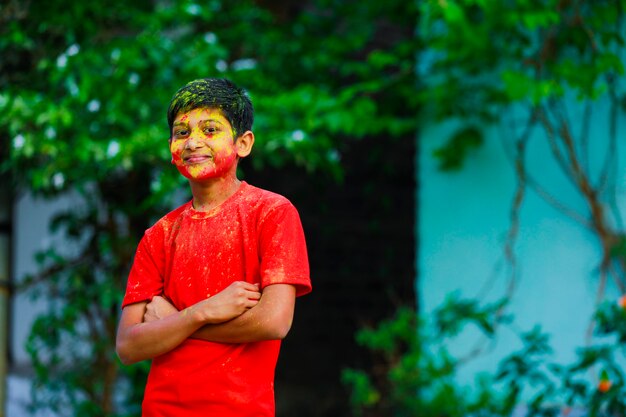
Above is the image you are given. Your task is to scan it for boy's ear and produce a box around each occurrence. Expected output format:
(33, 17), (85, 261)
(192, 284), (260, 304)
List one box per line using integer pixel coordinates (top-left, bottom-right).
(235, 130), (254, 157)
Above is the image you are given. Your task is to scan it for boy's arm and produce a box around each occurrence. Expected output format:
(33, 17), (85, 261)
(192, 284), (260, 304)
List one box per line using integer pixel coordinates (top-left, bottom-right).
(144, 283), (297, 344)
(116, 301), (202, 365)
(192, 283), (296, 343)
(115, 281), (261, 364)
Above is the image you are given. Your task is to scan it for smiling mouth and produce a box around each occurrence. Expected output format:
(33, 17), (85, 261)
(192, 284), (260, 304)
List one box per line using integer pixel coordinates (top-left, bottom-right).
(184, 154), (213, 164)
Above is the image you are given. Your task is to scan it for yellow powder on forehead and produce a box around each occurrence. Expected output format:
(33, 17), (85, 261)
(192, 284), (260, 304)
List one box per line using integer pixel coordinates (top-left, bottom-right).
(175, 108), (229, 123)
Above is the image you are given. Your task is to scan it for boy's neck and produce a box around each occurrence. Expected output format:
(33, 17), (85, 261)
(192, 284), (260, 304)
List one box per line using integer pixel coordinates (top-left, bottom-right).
(189, 175), (242, 212)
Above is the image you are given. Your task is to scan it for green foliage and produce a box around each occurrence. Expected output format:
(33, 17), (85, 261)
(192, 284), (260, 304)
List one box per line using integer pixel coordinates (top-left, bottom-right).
(21, 205), (139, 416)
(343, 295), (512, 417)
(344, 296), (626, 417)
(1, 0), (418, 193)
(594, 298), (626, 343)
(420, 0), (625, 168)
(5, 0), (622, 415)
(432, 126), (483, 171)
(434, 292), (509, 336)
(344, 1), (626, 415)
(404, 4), (626, 414)
(0, 0), (418, 415)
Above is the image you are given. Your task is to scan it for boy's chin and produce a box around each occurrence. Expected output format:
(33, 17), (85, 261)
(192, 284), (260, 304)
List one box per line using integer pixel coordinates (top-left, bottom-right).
(177, 167), (230, 182)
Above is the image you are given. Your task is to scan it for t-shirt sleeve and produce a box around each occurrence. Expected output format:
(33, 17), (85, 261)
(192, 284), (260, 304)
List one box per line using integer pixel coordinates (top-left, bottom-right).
(258, 202), (311, 297)
(121, 228), (165, 308)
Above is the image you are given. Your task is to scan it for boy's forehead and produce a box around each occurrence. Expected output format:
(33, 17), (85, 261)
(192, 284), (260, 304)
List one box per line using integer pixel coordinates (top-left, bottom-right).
(174, 107), (228, 123)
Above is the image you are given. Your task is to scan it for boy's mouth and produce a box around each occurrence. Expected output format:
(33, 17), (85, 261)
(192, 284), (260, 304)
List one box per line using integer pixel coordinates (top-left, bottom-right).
(184, 153), (213, 164)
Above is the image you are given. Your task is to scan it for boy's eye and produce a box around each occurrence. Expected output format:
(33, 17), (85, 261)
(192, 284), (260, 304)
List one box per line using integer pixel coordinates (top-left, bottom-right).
(173, 129), (188, 137)
(203, 127), (217, 134)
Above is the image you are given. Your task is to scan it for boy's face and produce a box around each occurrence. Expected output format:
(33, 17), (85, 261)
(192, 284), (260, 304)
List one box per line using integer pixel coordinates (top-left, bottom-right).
(169, 107), (240, 181)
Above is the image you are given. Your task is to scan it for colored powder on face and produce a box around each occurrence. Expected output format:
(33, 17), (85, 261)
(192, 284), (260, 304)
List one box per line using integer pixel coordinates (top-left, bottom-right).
(169, 108), (238, 181)
(166, 79), (252, 139)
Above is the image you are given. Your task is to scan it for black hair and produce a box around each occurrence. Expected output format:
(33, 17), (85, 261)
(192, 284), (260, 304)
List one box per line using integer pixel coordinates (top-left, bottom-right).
(166, 78), (254, 137)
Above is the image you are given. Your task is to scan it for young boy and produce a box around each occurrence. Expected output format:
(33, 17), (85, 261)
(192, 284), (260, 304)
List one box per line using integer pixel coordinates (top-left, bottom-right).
(116, 78), (312, 417)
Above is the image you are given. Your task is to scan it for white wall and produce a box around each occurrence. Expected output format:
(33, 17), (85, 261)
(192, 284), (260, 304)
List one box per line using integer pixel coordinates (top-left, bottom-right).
(8, 192), (82, 417)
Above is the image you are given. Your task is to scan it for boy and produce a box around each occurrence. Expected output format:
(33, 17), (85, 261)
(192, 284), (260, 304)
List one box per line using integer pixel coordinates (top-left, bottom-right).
(116, 78), (312, 417)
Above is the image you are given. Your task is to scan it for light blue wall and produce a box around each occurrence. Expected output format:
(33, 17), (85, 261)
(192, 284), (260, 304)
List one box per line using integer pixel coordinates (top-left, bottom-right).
(418, 97), (626, 386)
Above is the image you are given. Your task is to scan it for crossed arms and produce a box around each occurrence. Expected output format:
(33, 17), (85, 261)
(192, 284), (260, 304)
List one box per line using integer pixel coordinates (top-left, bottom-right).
(115, 282), (296, 365)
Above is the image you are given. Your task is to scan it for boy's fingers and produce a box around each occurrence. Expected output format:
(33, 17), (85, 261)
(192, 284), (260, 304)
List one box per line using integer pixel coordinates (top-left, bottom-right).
(236, 281), (260, 291)
(247, 290), (262, 300)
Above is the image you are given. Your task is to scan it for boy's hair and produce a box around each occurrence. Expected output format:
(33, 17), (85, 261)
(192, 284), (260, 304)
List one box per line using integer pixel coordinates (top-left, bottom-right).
(167, 78), (254, 138)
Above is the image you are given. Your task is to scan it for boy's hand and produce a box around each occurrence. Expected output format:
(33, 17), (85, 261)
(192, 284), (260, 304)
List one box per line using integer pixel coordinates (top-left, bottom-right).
(144, 296), (178, 323)
(195, 281), (261, 324)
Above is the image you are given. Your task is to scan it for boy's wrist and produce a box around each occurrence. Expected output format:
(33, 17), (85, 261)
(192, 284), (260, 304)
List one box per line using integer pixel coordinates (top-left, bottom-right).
(185, 305), (214, 326)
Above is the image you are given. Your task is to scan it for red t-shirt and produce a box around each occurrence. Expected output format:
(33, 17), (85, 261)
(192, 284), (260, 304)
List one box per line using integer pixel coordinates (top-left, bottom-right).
(122, 182), (311, 417)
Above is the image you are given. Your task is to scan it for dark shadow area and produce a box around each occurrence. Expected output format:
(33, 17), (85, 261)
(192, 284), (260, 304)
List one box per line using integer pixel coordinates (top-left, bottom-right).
(243, 134), (416, 416)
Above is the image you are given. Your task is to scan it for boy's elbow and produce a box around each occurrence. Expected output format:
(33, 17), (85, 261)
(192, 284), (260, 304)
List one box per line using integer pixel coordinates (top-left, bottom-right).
(116, 345), (131, 365)
(117, 351), (132, 366)
(274, 326), (290, 340)
(269, 314), (293, 340)
(116, 339), (139, 366)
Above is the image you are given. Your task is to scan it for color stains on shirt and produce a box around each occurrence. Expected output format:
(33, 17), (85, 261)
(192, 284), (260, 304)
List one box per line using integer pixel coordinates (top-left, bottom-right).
(122, 182), (310, 416)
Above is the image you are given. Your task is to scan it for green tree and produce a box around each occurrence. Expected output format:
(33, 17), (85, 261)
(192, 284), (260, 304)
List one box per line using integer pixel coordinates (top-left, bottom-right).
(0, 0), (418, 415)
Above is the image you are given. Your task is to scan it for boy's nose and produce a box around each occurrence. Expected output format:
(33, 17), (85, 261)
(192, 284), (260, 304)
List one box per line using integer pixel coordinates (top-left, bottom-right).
(185, 132), (203, 150)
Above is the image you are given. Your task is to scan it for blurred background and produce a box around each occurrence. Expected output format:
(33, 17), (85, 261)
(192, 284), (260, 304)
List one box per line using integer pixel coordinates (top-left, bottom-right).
(0, 0), (625, 416)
